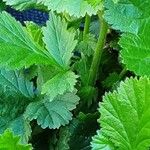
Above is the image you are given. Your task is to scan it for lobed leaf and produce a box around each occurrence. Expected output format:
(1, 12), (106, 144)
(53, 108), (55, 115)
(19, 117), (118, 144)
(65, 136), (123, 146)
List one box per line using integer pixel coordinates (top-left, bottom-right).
(41, 71), (78, 100)
(119, 24), (150, 76)
(24, 92), (80, 129)
(0, 69), (34, 98)
(96, 77), (150, 150)
(0, 12), (58, 69)
(104, 0), (150, 34)
(43, 0), (102, 17)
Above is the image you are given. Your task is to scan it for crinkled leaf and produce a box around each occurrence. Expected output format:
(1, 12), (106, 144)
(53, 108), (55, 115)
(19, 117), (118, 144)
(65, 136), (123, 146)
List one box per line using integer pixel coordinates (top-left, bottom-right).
(104, 0), (150, 34)
(0, 130), (32, 150)
(43, 0), (101, 17)
(0, 12), (58, 69)
(91, 130), (115, 150)
(42, 13), (77, 67)
(0, 69), (34, 98)
(119, 25), (150, 76)
(24, 92), (80, 129)
(98, 77), (150, 150)
(42, 71), (78, 100)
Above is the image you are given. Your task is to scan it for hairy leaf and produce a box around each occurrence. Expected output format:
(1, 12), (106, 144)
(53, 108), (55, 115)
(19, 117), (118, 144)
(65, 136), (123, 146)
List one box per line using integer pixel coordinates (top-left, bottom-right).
(24, 92), (80, 129)
(77, 34), (96, 57)
(0, 12), (58, 69)
(42, 13), (77, 67)
(119, 25), (150, 76)
(0, 130), (32, 150)
(104, 0), (150, 34)
(91, 130), (115, 150)
(43, 0), (101, 17)
(42, 71), (78, 100)
(0, 69), (34, 98)
(97, 77), (150, 150)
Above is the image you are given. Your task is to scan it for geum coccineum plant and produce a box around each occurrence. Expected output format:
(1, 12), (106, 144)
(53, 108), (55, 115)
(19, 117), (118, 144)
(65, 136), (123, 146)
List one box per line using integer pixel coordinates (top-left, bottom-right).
(0, 0), (150, 149)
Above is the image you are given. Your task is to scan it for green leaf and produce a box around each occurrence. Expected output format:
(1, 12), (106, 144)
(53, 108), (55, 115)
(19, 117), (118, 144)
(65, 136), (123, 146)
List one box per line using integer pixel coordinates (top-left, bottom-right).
(0, 12), (58, 69)
(41, 71), (78, 100)
(74, 57), (91, 86)
(102, 72), (120, 88)
(98, 77), (150, 150)
(24, 92), (80, 129)
(0, 130), (32, 150)
(3, 0), (37, 10)
(0, 69), (34, 98)
(91, 130), (115, 150)
(42, 13), (77, 67)
(119, 26), (150, 76)
(0, 90), (31, 143)
(56, 113), (99, 150)
(77, 34), (97, 57)
(85, 0), (103, 8)
(104, 0), (150, 34)
(26, 22), (44, 48)
(43, 0), (101, 17)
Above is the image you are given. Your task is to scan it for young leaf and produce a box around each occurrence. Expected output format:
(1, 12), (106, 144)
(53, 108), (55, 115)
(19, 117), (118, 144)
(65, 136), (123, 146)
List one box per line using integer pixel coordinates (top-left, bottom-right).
(43, 0), (101, 17)
(24, 92), (80, 129)
(77, 34), (97, 57)
(96, 77), (150, 150)
(0, 69), (34, 98)
(0, 12), (58, 69)
(42, 13), (77, 68)
(0, 130), (32, 150)
(41, 71), (78, 100)
(104, 0), (150, 34)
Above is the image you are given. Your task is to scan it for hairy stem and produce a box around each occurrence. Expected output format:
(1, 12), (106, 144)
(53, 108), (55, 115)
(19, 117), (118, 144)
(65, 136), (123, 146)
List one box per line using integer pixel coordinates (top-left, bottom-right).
(83, 14), (91, 40)
(87, 11), (108, 86)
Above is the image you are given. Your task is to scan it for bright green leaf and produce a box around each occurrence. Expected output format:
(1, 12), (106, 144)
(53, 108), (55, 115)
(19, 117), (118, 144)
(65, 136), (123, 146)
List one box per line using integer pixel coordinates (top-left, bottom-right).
(98, 77), (150, 150)
(0, 130), (32, 150)
(24, 92), (80, 129)
(91, 130), (115, 150)
(119, 25), (150, 76)
(0, 12), (58, 69)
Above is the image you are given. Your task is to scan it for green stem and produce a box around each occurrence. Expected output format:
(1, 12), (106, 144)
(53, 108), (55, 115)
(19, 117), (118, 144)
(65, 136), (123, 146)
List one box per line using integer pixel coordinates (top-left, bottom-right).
(83, 14), (91, 40)
(87, 11), (108, 86)
(119, 67), (127, 80)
